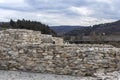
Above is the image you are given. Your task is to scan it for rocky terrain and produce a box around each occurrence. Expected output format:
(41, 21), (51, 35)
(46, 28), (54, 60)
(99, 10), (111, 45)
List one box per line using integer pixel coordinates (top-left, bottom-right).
(0, 43), (119, 76)
(0, 29), (120, 80)
(0, 70), (120, 80)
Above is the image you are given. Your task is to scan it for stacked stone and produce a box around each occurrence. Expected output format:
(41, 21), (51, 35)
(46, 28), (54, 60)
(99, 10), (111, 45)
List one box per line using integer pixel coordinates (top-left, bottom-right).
(0, 44), (120, 76)
(0, 29), (41, 46)
(0, 29), (120, 77)
(52, 37), (64, 45)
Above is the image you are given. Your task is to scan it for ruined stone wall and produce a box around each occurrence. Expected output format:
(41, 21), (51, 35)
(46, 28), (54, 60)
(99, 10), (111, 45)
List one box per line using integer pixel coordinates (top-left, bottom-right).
(52, 37), (64, 45)
(0, 29), (120, 76)
(0, 29), (42, 45)
(41, 34), (53, 43)
(0, 29), (64, 45)
(0, 43), (120, 76)
(41, 34), (64, 44)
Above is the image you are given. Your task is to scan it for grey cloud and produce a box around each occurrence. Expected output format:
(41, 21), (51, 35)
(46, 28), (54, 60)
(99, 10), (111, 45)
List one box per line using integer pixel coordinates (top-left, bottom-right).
(0, 0), (119, 25)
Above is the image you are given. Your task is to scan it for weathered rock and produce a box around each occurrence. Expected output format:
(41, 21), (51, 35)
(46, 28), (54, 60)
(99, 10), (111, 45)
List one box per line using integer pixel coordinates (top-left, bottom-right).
(0, 29), (120, 77)
(44, 55), (53, 60)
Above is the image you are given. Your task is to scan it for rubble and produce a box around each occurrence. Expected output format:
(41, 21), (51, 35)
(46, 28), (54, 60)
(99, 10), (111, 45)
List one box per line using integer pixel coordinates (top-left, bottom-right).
(0, 29), (120, 77)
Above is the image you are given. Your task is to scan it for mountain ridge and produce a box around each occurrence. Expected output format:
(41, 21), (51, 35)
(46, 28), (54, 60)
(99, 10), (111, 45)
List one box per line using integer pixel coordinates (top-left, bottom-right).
(50, 26), (88, 36)
(65, 20), (120, 36)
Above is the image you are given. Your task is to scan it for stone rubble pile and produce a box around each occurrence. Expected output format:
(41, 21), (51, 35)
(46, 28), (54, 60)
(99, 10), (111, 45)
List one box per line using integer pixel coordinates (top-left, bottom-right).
(0, 29), (120, 77)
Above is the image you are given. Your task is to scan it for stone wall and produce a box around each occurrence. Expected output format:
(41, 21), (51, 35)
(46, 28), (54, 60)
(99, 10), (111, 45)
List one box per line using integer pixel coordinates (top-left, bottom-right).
(0, 29), (120, 76)
(0, 29), (63, 45)
(0, 44), (120, 76)
(41, 34), (53, 43)
(53, 37), (64, 45)
(0, 29), (42, 45)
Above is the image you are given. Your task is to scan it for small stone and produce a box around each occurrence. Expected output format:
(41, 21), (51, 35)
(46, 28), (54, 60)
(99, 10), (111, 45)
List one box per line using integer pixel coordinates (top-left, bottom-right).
(32, 50), (37, 53)
(7, 51), (18, 57)
(11, 68), (17, 70)
(44, 55), (53, 60)
(56, 55), (60, 58)
(19, 49), (24, 54)
(19, 65), (24, 70)
(61, 53), (69, 58)
(42, 53), (48, 56)
(47, 61), (53, 64)
(26, 61), (35, 66)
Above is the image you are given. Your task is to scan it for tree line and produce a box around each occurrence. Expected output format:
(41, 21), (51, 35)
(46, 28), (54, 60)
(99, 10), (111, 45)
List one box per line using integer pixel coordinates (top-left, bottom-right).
(0, 19), (57, 36)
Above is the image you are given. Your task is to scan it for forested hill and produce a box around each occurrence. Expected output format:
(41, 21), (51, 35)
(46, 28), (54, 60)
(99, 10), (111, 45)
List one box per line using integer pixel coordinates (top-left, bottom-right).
(0, 19), (57, 36)
(65, 27), (92, 36)
(65, 20), (120, 36)
(50, 26), (86, 36)
(92, 20), (120, 35)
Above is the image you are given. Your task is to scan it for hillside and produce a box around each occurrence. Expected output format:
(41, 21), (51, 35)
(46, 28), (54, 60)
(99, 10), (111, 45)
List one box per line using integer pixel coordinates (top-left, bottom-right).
(92, 20), (120, 35)
(65, 27), (92, 36)
(50, 26), (86, 36)
(65, 20), (120, 36)
(0, 19), (57, 36)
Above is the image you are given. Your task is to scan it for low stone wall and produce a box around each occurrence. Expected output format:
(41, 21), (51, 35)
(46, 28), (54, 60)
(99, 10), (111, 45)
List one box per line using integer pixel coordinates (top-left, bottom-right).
(52, 37), (64, 45)
(0, 29), (42, 45)
(0, 43), (120, 76)
(0, 29), (64, 45)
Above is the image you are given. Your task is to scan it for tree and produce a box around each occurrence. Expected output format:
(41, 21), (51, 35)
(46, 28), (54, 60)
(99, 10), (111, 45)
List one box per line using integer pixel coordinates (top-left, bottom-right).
(9, 19), (57, 36)
(10, 19), (15, 27)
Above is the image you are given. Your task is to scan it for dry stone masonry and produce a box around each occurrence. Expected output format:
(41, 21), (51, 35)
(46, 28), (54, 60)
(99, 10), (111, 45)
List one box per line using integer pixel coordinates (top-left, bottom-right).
(0, 29), (120, 76)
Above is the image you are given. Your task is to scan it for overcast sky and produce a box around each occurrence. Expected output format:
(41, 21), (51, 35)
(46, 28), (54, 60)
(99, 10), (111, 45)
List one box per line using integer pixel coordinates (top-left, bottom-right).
(0, 0), (119, 26)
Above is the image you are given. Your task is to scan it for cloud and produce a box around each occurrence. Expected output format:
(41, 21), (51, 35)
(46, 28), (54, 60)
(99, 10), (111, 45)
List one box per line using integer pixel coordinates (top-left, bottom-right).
(69, 6), (94, 16)
(94, 0), (114, 4)
(0, 0), (5, 3)
(0, 0), (119, 26)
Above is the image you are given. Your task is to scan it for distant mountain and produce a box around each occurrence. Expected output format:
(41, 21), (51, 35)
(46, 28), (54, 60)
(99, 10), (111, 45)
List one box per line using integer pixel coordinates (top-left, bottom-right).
(65, 27), (92, 36)
(65, 20), (120, 36)
(50, 26), (86, 35)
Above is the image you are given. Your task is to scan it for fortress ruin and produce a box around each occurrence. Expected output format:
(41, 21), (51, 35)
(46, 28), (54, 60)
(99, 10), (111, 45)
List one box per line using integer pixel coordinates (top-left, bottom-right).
(0, 29), (120, 77)
(0, 29), (63, 45)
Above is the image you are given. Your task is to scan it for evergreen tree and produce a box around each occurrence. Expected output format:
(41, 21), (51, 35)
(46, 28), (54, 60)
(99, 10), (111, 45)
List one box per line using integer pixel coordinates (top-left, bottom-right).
(10, 19), (15, 27)
(9, 19), (57, 36)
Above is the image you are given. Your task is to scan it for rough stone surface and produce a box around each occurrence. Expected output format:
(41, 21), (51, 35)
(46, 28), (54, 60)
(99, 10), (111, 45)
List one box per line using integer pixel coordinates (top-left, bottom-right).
(0, 70), (120, 80)
(0, 70), (97, 80)
(0, 29), (63, 45)
(0, 29), (120, 77)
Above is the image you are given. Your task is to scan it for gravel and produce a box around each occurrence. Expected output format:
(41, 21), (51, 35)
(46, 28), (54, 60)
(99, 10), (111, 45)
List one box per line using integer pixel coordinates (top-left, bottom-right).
(0, 70), (120, 80)
(0, 70), (96, 80)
